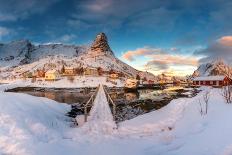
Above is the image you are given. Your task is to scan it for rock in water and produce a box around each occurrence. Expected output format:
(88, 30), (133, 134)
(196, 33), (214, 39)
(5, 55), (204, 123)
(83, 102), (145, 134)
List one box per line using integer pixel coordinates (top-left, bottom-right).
(90, 33), (114, 56)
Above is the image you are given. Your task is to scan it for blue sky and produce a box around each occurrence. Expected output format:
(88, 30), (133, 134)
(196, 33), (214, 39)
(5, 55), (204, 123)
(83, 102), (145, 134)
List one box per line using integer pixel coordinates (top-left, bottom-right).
(0, 0), (232, 76)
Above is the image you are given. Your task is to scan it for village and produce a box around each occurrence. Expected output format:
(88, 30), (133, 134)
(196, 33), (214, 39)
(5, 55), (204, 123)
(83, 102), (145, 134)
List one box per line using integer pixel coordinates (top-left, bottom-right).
(3, 64), (232, 89)
(1, 0), (232, 154)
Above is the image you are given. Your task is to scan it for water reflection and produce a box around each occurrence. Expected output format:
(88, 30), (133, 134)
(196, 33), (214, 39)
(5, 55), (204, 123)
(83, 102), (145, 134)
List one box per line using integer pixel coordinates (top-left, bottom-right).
(107, 86), (199, 123)
(6, 87), (96, 104)
(6, 86), (199, 123)
(125, 92), (139, 101)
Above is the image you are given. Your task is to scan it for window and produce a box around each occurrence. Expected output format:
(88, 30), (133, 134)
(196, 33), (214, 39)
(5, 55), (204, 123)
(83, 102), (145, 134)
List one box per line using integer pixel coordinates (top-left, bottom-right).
(213, 81), (216, 85)
(219, 81), (223, 85)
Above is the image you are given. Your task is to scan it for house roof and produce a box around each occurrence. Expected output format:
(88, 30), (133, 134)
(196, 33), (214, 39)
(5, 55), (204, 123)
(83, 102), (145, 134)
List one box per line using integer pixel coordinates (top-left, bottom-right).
(46, 69), (58, 74)
(193, 76), (226, 81)
(65, 67), (74, 70)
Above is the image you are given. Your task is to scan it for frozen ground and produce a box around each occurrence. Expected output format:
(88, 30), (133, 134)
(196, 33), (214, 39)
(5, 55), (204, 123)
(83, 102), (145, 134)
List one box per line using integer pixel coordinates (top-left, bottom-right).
(0, 84), (232, 155)
(0, 76), (124, 90)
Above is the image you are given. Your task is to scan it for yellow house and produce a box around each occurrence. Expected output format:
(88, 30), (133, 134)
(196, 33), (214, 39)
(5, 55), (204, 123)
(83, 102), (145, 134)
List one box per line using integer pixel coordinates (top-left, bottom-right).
(45, 69), (60, 81)
(109, 73), (119, 79)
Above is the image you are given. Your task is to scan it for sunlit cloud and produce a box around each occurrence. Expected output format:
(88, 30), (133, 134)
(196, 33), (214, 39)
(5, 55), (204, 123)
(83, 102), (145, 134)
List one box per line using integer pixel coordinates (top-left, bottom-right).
(122, 47), (199, 76)
(218, 36), (232, 46)
(195, 36), (232, 64)
(122, 47), (164, 61)
(146, 54), (198, 67)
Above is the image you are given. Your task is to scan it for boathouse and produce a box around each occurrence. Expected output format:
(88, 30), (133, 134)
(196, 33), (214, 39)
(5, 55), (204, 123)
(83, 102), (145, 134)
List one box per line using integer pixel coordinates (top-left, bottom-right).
(193, 75), (232, 87)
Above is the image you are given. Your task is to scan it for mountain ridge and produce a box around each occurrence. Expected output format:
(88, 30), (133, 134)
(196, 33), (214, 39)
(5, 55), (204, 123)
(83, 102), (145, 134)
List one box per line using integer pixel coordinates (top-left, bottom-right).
(192, 60), (232, 78)
(0, 33), (155, 80)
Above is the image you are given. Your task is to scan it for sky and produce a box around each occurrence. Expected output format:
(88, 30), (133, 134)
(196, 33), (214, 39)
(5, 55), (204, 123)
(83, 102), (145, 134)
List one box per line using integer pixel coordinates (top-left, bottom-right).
(0, 0), (232, 76)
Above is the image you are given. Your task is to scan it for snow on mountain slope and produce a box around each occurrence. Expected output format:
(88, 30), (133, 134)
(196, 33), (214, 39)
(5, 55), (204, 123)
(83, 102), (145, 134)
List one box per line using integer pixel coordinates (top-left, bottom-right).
(0, 33), (155, 80)
(0, 40), (33, 67)
(31, 44), (87, 61)
(0, 40), (87, 67)
(192, 60), (232, 78)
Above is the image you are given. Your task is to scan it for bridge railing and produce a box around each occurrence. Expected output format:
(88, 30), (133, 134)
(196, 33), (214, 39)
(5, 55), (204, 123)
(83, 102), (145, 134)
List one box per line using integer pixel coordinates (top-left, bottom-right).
(84, 85), (100, 122)
(103, 85), (116, 121)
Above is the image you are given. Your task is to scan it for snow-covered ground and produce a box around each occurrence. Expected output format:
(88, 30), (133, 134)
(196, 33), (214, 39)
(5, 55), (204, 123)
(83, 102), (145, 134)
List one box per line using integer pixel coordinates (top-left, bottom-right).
(0, 76), (125, 89)
(0, 84), (232, 155)
(31, 76), (125, 88)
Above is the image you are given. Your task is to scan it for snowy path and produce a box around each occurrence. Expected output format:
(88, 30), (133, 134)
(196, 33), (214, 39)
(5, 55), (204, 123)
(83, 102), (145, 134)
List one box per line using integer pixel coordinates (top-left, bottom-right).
(81, 85), (116, 134)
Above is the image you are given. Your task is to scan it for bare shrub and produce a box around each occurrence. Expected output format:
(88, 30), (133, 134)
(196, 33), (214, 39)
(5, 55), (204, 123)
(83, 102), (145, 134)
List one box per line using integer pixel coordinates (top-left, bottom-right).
(198, 99), (204, 116)
(31, 76), (36, 83)
(222, 85), (232, 104)
(67, 76), (75, 83)
(198, 90), (211, 116)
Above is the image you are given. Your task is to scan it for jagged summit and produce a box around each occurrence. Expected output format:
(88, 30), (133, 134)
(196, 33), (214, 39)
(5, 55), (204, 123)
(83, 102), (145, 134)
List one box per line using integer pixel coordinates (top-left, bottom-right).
(192, 60), (232, 78)
(0, 33), (155, 80)
(90, 33), (114, 56)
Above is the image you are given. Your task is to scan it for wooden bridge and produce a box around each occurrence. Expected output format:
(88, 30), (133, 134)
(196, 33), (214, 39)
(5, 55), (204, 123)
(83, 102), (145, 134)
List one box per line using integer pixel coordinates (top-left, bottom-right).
(81, 85), (117, 133)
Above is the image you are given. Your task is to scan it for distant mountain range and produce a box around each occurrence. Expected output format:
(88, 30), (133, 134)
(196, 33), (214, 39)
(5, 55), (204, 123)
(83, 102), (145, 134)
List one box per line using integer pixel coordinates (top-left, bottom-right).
(192, 60), (232, 78)
(0, 33), (155, 80)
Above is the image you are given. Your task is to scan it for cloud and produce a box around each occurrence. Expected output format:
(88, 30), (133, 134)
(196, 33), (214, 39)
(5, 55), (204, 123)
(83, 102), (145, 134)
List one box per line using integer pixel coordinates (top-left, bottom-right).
(209, 1), (232, 32)
(71, 0), (232, 35)
(81, 0), (113, 13)
(0, 0), (59, 21)
(194, 36), (232, 64)
(122, 47), (164, 61)
(0, 27), (10, 40)
(0, 13), (16, 21)
(123, 47), (199, 74)
(126, 7), (179, 31)
(51, 34), (77, 43)
(218, 36), (232, 46)
(146, 54), (199, 69)
(67, 20), (91, 29)
(71, 0), (169, 30)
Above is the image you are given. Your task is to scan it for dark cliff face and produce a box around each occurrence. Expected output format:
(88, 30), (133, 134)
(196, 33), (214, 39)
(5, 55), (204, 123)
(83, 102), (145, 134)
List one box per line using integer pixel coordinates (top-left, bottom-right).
(0, 40), (33, 61)
(90, 33), (114, 56)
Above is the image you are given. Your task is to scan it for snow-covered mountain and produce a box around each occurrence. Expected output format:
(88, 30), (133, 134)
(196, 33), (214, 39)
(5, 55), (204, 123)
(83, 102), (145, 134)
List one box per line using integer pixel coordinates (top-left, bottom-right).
(0, 33), (155, 80)
(192, 60), (232, 78)
(0, 39), (87, 67)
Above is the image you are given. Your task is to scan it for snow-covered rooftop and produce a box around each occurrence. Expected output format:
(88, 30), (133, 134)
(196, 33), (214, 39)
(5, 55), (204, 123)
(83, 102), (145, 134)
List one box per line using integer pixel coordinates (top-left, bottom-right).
(46, 69), (58, 74)
(193, 75), (226, 81)
(65, 67), (74, 70)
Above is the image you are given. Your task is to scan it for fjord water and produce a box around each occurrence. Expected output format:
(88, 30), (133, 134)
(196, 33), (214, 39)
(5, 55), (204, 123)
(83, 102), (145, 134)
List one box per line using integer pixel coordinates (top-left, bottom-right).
(6, 85), (199, 122)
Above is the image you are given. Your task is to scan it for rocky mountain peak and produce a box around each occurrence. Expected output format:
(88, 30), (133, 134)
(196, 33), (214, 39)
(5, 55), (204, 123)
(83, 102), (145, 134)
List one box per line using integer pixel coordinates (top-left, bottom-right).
(192, 60), (232, 78)
(90, 32), (114, 56)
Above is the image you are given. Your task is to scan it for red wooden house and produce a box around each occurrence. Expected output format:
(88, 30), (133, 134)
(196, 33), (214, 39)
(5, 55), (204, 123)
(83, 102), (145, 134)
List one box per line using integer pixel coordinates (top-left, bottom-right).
(193, 76), (232, 87)
(148, 80), (154, 84)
